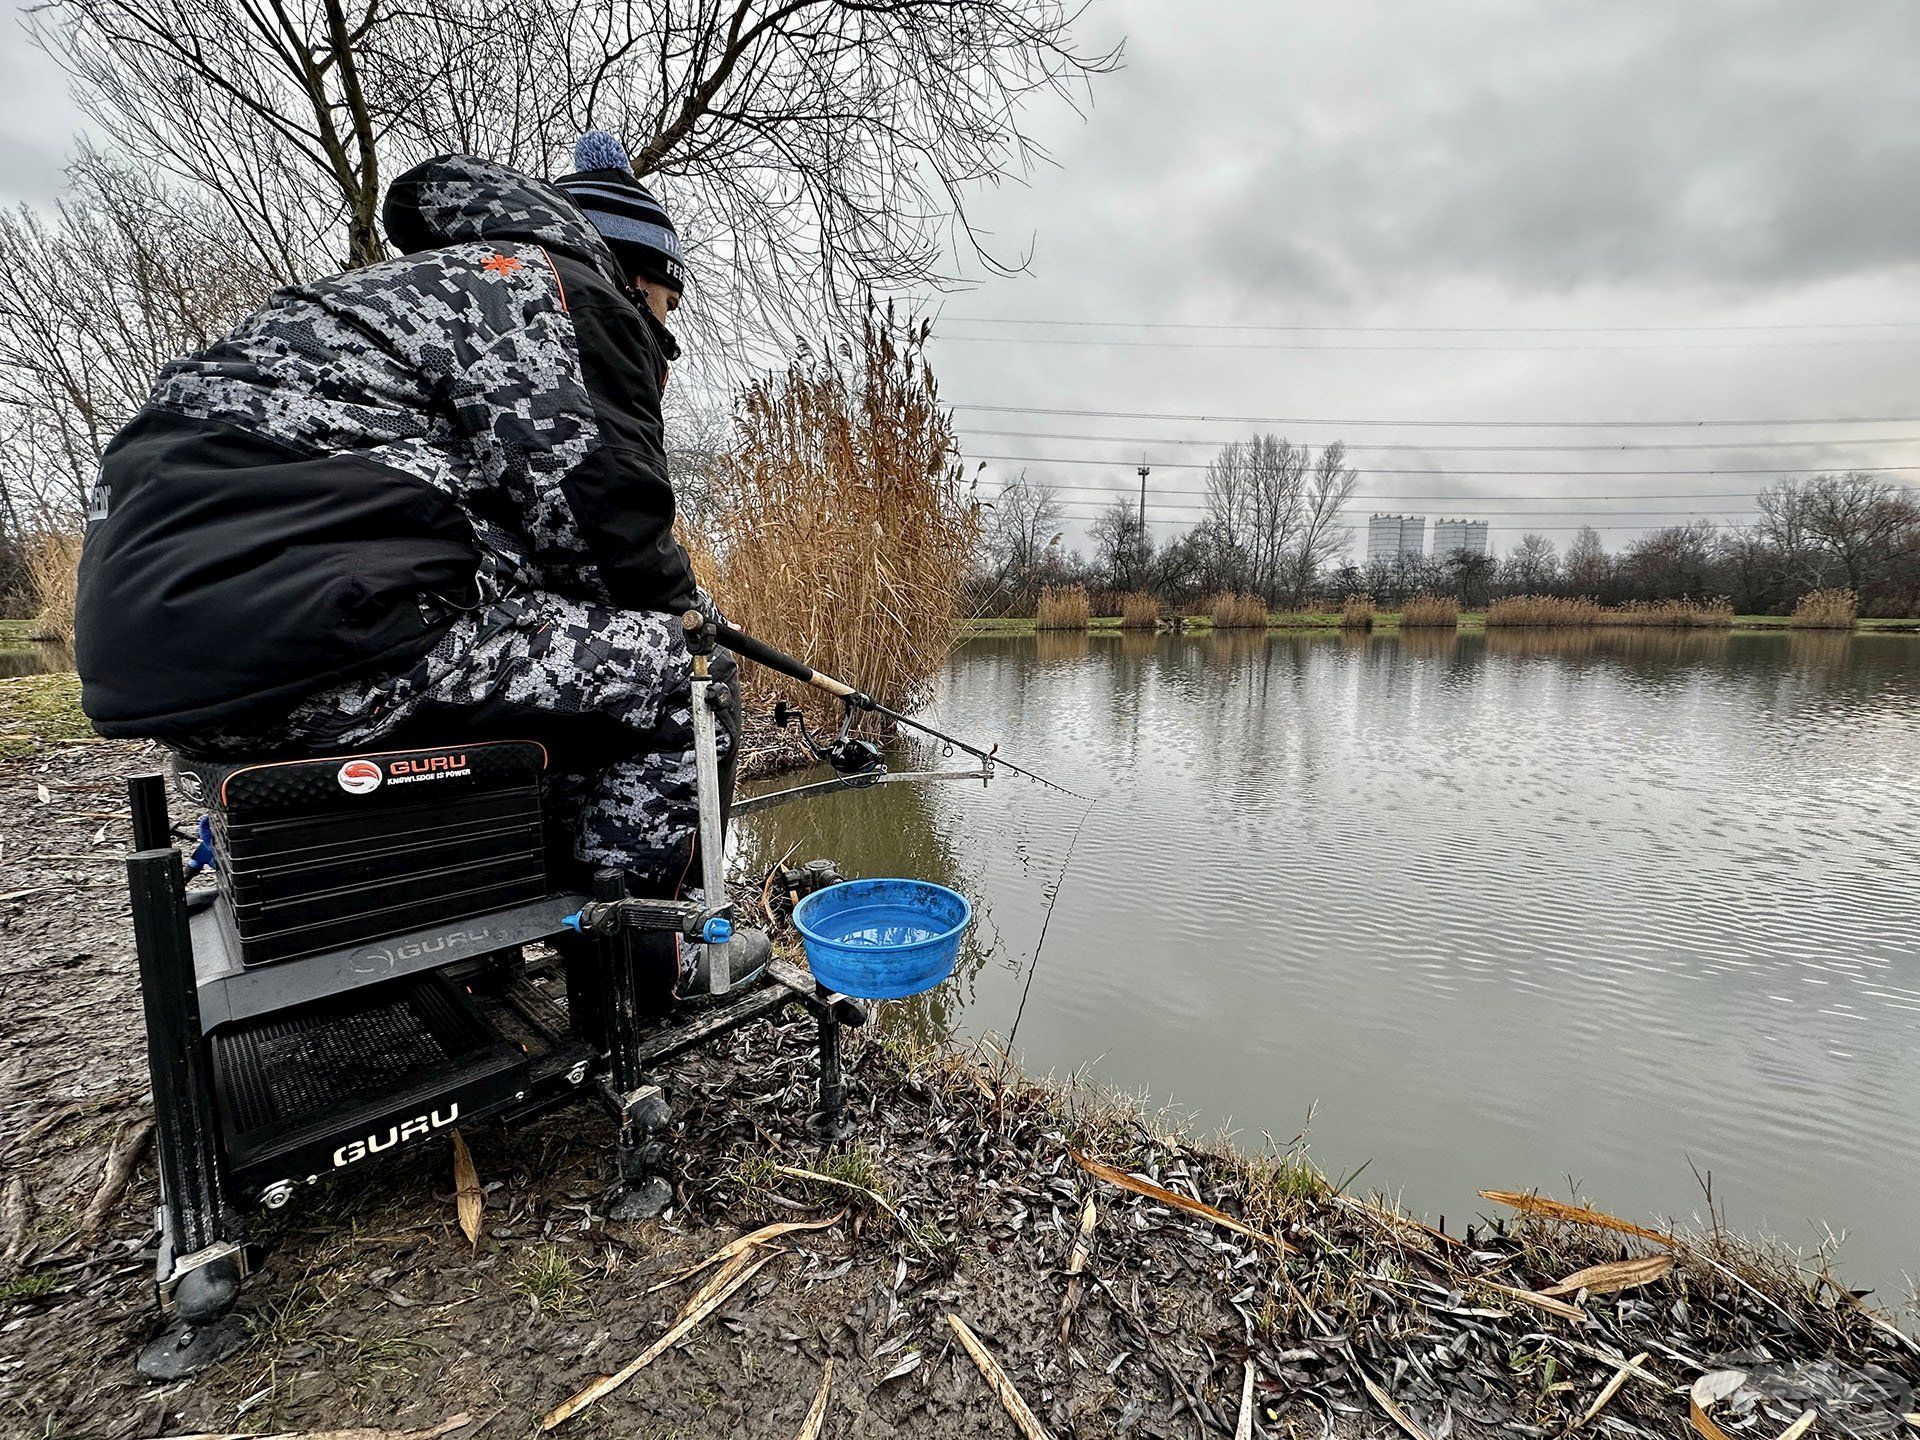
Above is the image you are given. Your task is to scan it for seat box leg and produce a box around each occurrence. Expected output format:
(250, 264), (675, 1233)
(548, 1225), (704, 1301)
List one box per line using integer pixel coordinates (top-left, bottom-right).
(128, 774), (248, 1378)
(591, 869), (675, 1219)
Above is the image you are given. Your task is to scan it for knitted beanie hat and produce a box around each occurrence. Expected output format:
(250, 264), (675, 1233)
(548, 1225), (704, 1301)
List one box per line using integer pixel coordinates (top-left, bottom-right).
(553, 131), (687, 295)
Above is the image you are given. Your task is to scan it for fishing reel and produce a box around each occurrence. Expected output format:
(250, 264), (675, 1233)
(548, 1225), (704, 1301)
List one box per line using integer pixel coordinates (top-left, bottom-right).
(771, 698), (884, 776)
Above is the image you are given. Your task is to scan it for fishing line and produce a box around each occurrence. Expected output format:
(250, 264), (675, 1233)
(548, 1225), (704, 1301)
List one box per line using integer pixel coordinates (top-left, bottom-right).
(1007, 793), (1099, 1048)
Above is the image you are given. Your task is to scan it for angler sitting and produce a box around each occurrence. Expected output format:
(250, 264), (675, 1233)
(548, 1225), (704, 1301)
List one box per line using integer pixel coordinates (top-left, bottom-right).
(72, 132), (762, 1004)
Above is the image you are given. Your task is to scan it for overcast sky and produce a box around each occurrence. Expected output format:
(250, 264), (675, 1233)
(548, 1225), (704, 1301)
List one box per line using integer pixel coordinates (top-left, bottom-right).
(914, 0), (1920, 557)
(5, 0), (1919, 558)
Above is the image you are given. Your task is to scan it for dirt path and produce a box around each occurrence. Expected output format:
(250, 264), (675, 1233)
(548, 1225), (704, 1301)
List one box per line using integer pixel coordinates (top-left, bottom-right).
(1, 738), (1914, 1440)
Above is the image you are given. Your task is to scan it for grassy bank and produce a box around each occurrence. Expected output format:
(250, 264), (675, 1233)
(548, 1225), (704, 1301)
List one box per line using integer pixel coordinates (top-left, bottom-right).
(963, 613), (1920, 638)
(0, 672), (93, 760)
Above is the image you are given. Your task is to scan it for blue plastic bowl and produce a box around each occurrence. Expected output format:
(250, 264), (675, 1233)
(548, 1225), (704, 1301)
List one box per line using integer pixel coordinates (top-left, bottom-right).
(791, 879), (973, 1000)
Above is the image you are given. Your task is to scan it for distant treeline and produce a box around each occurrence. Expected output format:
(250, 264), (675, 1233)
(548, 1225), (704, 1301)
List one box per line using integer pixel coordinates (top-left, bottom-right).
(971, 453), (1920, 618)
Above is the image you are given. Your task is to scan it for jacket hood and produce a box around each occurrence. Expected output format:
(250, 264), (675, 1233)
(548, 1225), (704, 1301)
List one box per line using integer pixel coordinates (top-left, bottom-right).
(383, 154), (626, 289)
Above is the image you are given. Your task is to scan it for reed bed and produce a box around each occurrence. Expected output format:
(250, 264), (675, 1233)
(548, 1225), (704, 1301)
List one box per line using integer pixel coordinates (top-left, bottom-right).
(1339, 594), (1376, 630)
(24, 531), (82, 648)
(1791, 587), (1858, 629)
(1117, 591), (1160, 630)
(1605, 598), (1734, 628)
(695, 305), (978, 726)
(1486, 595), (1732, 629)
(1484, 595), (1601, 627)
(1210, 592), (1269, 629)
(1035, 585), (1092, 631)
(1398, 594), (1458, 628)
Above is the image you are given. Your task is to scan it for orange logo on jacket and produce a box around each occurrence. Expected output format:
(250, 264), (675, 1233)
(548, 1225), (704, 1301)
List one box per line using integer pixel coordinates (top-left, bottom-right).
(481, 253), (523, 276)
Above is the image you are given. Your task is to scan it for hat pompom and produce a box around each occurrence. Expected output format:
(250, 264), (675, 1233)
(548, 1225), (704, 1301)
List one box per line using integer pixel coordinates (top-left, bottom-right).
(574, 130), (632, 174)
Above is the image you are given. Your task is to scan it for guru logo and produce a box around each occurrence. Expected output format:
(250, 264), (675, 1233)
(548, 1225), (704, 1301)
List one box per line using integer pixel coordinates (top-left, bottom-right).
(332, 1105), (460, 1167)
(336, 759), (383, 795)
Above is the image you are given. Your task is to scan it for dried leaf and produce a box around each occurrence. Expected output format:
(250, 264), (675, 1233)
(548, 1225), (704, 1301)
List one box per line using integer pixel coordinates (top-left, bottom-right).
(877, 1351), (923, 1384)
(540, 1249), (780, 1429)
(1541, 1255), (1673, 1297)
(1776, 1409), (1817, 1440)
(1235, 1359), (1255, 1440)
(646, 1211), (845, 1294)
(450, 1131), (482, 1247)
(1692, 1371), (1747, 1407)
(1571, 1351), (1647, 1432)
(1478, 1190), (1676, 1248)
(947, 1313), (1055, 1440)
(1689, 1370), (1747, 1440)
(793, 1358), (833, 1440)
(170, 1417), (471, 1440)
(1475, 1278), (1586, 1322)
(35, 783), (49, 805)
(1691, 1396), (1737, 1440)
(772, 1164), (906, 1228)
(1358, 1366), (1434, 1440)
(1059, 1192), (1096, 1351)
(1070, 1148), (1288, 1254)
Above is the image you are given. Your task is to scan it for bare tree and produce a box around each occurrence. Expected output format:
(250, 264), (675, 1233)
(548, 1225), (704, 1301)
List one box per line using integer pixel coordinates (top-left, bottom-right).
(1501, 532), (1558, 593)
(1204, 434), (1356, 602)
(0, 148), (270, 520)
(33, 0), (1118, 367)
(979, 470), (1065, 599)
(1286, 441), (1357, 604)
(1090, 497), (1151, 592)
(1797, 474), (1918, 596)
(1562, 524), (1611, 598)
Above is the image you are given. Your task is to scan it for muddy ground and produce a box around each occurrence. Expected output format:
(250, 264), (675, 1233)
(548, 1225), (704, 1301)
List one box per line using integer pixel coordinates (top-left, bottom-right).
(2, 732), (1917, 1440)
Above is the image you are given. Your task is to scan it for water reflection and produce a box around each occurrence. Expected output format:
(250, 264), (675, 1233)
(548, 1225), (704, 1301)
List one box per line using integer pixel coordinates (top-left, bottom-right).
(742, 627), (1920, 1299)
(0, 642), (69, 677)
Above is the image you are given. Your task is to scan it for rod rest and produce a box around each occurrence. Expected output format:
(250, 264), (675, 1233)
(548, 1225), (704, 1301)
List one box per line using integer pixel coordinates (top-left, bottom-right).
(562, 896), (733, 943)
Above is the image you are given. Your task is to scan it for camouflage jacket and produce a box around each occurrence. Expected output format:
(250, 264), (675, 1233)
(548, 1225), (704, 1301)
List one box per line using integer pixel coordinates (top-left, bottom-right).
(75, 154), (695, 739)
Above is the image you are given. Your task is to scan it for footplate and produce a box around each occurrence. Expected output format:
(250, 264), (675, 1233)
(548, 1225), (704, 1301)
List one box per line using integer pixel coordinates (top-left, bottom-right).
(210, 972), (526, 1205)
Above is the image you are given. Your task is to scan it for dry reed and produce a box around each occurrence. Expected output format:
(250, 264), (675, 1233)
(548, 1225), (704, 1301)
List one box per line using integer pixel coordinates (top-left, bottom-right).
(1117, 591), (1160, 630)
(1605, 598), (1733, 628)
(1791, 588), (1858, 630)
(1035, 585), (1092, 631)
(1210, 592), (1269, 629)
(1398, 594), (1458, 628)
(694, 305), (978, 726)
(1339, 594), (1376, 630)
(24, 531), (82, 648)
(1486, 595), (1731, 629)
(1485, 595), (1601, 627)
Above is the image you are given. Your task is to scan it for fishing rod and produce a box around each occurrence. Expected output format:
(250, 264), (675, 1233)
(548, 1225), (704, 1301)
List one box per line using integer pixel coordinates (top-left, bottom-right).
(702, 615), (1088, 801)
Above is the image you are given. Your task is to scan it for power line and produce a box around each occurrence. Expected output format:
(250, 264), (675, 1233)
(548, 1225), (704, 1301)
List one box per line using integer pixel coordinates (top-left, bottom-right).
(980, 485), (1789, 507)
(962, 452), (1920, 476)
(952, 403), (1920, 429)
(961, 427), (1920, 454)
(944, 315), (1920, 335)
(934, 333), (1920, 353)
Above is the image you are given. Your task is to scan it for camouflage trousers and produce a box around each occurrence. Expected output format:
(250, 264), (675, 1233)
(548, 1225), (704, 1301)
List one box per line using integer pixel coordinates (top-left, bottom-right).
(202, 590), (735, 890)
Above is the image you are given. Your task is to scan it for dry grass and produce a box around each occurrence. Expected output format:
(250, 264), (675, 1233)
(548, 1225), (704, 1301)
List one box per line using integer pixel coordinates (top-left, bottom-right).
(1035, 585), (1092, 631)
(1399, 594), (1459, 628)
(24, 531), (81, 647)
(1605, 598), (1734, 628)
(1485, 595), (1602, 627)
(1791, 587), (1858, 630)
(1338, 594), (1376, 630)
(693, 305), (978, 725)
(1487, 595), (1732, 629)
(1117, 591), (1160, 630)
(1209, 592), (1269, 629)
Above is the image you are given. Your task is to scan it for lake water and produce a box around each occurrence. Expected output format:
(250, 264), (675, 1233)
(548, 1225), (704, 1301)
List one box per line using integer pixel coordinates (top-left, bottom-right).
(0, 641), (69, 677)
(738, 628), (1920, 1305)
